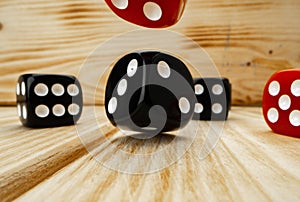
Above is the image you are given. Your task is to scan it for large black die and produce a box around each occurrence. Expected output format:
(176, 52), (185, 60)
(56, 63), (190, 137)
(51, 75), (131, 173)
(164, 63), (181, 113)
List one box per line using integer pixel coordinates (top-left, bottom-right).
(105, 51), (196, 134)
(16, 74), (83, 128)
(193, 78), (231, 120)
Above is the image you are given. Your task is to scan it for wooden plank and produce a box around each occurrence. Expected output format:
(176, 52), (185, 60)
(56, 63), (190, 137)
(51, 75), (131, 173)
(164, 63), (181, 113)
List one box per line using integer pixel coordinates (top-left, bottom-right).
(0, 106), (299, 201)
(0, 0), (300, 106)
(0, 108), (82, 202)
(0, 106), (115, 202)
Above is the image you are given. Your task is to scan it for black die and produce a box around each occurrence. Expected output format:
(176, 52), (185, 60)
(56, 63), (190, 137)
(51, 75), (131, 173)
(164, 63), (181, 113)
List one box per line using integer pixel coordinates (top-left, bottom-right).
(16, 74), (83, 128)
(105, 51), (196, 133)
(193, 78), (231, 120)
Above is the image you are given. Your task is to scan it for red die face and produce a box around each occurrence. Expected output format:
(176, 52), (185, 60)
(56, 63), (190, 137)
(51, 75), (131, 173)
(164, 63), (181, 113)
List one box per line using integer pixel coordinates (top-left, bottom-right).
(263, 69), (300, 138)
(104, 0), (187, 28)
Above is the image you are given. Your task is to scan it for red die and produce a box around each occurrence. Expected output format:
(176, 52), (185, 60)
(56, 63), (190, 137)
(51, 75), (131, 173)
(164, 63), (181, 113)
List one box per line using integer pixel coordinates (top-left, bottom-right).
(263, 69), (300, 138)
(104, 0), (187, 28)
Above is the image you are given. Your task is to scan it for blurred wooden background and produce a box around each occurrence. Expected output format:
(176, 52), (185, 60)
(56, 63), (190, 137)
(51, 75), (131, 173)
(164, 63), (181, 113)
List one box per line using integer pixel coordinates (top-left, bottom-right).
(0, 0), (300, 105)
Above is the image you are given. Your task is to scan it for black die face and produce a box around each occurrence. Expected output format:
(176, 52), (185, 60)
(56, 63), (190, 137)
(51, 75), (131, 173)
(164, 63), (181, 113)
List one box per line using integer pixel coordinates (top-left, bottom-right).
(105, 51), (195, 133)
(105, 52), (147, 127)
(16, 74), (83, 128)
(193, 78), (231, 121)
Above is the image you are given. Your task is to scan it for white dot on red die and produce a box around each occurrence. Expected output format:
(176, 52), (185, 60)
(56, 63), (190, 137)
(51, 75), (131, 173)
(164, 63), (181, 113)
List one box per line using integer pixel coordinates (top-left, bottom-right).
(289, 110), (300, 127)
(179, 97), (190, 114)
(267, 108), (279, 123)
(291, 80), (300, 97)
(111, 0), (128, 9)
(278, 95), (291, 111)
(108, 97), (118, 114)
(143, 2), (162, 21)
(268, 81), (280, 96)
(127, 59), (138, 77)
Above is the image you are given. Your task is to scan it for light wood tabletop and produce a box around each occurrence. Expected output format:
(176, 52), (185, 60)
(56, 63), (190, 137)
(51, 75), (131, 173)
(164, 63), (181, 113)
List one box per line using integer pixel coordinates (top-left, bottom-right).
(0, 106), (299, 202)
(0, 0), (300, 106)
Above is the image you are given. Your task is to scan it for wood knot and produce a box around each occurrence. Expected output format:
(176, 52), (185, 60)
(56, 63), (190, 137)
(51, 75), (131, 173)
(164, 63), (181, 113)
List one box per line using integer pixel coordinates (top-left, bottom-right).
(269, 50), (273, 55)
(0, 22), (3, 31)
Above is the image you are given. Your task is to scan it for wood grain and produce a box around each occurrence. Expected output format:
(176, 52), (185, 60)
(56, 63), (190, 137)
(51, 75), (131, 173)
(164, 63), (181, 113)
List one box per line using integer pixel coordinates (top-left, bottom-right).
(0, 0), (299, 105)
(0, 106), (299, 201)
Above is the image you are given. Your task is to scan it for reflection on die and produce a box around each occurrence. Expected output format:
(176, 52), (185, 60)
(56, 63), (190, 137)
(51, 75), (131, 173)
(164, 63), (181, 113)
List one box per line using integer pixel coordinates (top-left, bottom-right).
(16, 74), (83, 128)
(105, 0), (188, 28)
(263, 69), (300, 138)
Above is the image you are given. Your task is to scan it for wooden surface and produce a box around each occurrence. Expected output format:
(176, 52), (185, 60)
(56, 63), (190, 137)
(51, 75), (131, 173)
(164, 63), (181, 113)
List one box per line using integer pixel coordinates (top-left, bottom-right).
(0, 0), (300, 105)
(0, 106), (299, 202)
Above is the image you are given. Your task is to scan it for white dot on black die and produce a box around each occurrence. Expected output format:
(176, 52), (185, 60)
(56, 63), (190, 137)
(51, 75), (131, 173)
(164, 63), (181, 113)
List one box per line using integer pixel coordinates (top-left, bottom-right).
(157, 61), (171, 78)
(35, 105), (50, 118)
(143, 2), (162, 21)
(53, 104), (65, 117)
(278, 95), (291, 111)
(67, 84), (79, 96)
(212, 84), (223, 95)
(16, 83), (20, 95)
(22, 105), (27, 119)
(289, 110), (300, 127)
(291, 80), (300, 97)
(34, 83), (48, 97)
(108, 97), (118, 114)
(194, 103), (204, 114)
(111, 0), (128, 9)
(268, 81), (280, 96)
(267, 108), (279, 123)
(51, 84), (64, 96)
(117, 79), (127, 96)
(179, 97), (190, 114)
(212, 103), (223, 114)
(68, 104), (80, 116)
(127, 59), (138, 77)
(21, 82), (26, 96)
(17, 104), (22, 117)
(195, 84), (204, 95)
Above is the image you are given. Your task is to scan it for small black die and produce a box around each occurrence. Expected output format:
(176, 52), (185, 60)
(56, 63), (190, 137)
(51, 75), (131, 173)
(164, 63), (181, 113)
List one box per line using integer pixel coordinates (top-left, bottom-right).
(193, 78), (231, 120)
(16, 74), (83, 128)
